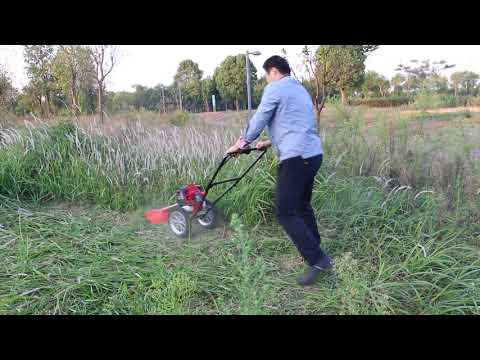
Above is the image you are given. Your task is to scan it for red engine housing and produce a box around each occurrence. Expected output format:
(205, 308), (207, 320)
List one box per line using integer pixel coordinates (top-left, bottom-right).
(176, 184), (206, 213)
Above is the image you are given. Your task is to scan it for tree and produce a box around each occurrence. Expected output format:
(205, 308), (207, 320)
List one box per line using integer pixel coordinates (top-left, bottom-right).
(362, 71), (390, 98)
(153, 84), (169, 113)
(107, 91), (135, 113)
(391, 74), (406, 96)
(395, 59), (455, 94)
(425, 73), (449, 94)
(174, 59), (203, 112)
(298, 45), (378, 124)
(451, 72), (462, 97)
(51, 45), (95, 115)
(18, 83), (40, 115)
(462, 71), (479, 96)
(280, 48), (302, 82)
(214, 54), (257, 111)
(200, 77), (215, 112)
(300, 46), (326, 121)
(90, 45), (117, 123)
(450, 71), (479, 96)
(23, 45), (56, 117)
(144, 86), (161, 111)
(14, 93), (34, 116)
(253, 76), (267, 108)
(166, 86), (180, 113)
(316, 45), (379, 105)
(0, 66), (18, 110)
(132, 84), (147, 110)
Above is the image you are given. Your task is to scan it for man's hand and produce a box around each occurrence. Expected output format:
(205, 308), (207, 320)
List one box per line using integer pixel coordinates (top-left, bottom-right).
(226, 143), (241, 156)
(226, 137), (249, 156)
(256, 139), (272, 150)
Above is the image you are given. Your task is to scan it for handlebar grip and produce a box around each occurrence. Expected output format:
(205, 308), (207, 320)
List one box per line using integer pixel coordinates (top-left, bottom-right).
(238, 147), (264, 155)
(238, 147), (253, 154)
(225, 147), (265, 159)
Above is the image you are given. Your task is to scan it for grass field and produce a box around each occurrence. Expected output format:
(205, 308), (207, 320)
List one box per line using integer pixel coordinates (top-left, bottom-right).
(1, 104), (480, 314)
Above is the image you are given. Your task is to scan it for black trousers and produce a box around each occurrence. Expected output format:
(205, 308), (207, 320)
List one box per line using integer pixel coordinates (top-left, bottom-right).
(275, 154), (325, 266)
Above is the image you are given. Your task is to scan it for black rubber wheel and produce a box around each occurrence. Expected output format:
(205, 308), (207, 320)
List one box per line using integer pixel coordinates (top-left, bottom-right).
(168, 208), (191, 238)
(197, 203), (218, 229)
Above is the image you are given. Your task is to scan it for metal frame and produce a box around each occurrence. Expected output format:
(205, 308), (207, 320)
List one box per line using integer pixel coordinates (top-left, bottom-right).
(194, 148), (267, 218)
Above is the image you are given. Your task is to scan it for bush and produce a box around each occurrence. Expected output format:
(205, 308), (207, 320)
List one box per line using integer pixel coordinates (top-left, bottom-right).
(0, 108), (17, 128)
(466, 96), (480, 106)
(168, 110), (190, 127)
(413, 92), (477, 110)
(414, 91), (443, 110)
(438, 94), (460, 108)
(350, 96), (413, 108)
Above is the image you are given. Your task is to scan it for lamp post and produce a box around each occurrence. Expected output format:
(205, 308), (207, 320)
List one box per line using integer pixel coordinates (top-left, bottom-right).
(245, 50), (261, 120)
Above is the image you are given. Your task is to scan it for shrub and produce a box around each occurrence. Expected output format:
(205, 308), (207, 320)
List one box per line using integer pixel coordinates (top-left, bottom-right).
(414, 91), (443, 110)
(438, 94), (460, 108)
(350, 96), (413, 108)
(168, 110), (190, 127)
(466, 96), (480, 106)
(414, 92), (471, 110)
(0, 108), (17, 128)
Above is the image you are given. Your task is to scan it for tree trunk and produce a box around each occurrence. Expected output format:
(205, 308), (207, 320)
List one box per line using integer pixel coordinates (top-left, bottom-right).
(45, 92), (51, 118)
(235, 98), (239, 112)
(97, 82), (104, 124)
(40, 94), (48, 118)
(316, 88), (327, 132)
(33, 94), (42, 116)
(340, 88), (347, 104)
(205, 99), (209, 112)
(70, 67), (80, 116)
(71, 84), (79, 116)
(315, 102), (321, 129)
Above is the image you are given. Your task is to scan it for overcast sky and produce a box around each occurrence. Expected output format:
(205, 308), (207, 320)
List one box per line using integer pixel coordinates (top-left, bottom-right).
(1, 45), (480, 92)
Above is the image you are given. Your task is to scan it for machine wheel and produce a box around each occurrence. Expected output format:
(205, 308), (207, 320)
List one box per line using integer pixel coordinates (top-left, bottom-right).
(197, 203), (218, 229)
(168, 208), (191, 238)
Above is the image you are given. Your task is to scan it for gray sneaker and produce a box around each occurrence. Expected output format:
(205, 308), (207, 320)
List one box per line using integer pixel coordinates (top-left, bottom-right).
(297, 256), (333, 286)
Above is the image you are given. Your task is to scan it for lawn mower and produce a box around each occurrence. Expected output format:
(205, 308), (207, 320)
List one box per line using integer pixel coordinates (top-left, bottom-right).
(144, 147), (267, 238)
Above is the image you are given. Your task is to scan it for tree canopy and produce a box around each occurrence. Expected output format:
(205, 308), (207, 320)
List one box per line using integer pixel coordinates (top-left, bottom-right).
(214, 54), (257, 111)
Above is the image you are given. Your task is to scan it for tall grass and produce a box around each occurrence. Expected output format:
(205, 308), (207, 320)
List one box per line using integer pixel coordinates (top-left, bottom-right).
(1, 111), (478, 223)
(0, 118), (247, 211)
(323, 105), (480, 207)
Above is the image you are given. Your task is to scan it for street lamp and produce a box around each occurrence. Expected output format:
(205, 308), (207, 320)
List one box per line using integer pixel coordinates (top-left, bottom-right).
(245, 50), (261, 120)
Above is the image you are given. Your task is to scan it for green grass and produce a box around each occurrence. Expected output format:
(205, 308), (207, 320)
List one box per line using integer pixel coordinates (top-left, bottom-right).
(1, 114), (480, 314)
(1, 174), (480, 314)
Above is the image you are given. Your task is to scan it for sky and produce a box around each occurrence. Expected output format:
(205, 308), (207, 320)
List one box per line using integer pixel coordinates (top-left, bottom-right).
(2, 45), (480, 92)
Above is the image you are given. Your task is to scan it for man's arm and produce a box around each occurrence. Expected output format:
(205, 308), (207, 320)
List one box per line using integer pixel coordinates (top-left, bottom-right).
(225, 85), (279, 155)
(241, 85), (280, 144)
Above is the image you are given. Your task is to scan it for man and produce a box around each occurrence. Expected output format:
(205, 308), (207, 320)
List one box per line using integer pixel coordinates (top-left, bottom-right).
(226, 55), (333, 286)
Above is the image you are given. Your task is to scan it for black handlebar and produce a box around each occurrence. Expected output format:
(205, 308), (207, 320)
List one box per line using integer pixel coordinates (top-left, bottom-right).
(201, 147), (267, 209)
(226, 146), (262, 157)
(238, 147), (262, 155)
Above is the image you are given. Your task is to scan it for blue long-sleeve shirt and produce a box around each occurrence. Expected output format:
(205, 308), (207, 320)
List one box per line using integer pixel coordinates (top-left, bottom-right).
(242, 75), (323, 162)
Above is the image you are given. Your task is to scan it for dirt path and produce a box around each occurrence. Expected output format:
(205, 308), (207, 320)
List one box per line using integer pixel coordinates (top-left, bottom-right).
(400, 106), (480, 115)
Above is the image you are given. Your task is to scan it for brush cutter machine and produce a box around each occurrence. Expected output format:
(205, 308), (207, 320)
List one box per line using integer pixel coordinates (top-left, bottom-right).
(145, 147), (267, 237)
